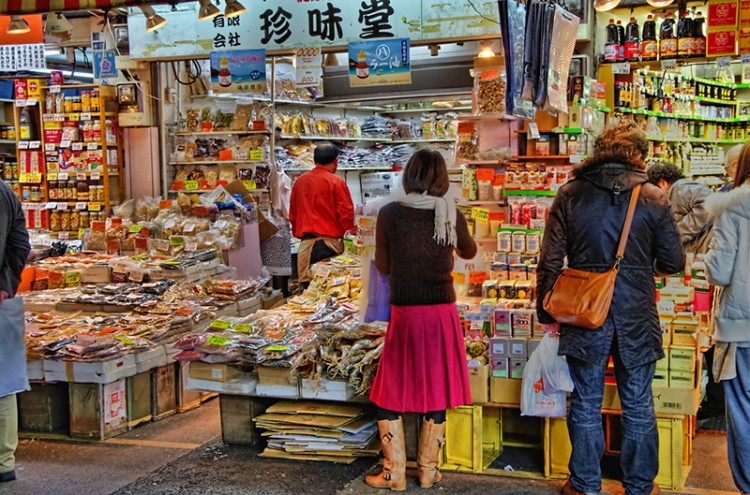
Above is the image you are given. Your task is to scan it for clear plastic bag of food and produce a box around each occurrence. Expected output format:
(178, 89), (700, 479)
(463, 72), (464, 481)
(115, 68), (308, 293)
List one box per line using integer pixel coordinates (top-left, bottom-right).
(473, 68), (507, 115)
(455, 121), (481, 162)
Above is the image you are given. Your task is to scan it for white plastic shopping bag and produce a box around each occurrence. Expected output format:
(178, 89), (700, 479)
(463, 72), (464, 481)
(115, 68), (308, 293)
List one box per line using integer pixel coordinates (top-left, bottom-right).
(538, 333), (574, 394)
(520, 333), (567, 417)
(0, 297), (28, 397)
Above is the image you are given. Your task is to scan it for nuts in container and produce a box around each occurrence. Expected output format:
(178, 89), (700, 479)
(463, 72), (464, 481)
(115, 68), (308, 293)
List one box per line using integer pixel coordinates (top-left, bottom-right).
(474, 68), (507, 115)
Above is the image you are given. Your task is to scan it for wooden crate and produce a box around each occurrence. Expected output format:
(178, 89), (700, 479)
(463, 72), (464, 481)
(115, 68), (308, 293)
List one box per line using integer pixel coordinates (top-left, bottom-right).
(151, 363), (178, 420)
(219, 394), (273, 446)
(126, 371), (152, 429)
(442, 406), (502, 473)
(69, 380), (127, 440)
(18, 382), (69, 434)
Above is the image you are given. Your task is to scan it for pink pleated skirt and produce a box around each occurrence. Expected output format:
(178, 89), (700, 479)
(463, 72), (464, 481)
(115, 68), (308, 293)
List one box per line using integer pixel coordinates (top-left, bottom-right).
(369, 303), (472, 413)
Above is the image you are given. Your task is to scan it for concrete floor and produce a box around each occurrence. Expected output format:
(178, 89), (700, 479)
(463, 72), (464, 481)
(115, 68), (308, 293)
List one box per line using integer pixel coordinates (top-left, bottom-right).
(0, 400), (739, 495)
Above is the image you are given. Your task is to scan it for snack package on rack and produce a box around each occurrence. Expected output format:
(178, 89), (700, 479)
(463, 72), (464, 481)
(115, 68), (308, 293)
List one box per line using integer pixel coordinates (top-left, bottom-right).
(455, 121), (481, 162)
(135, 197), (160, 222)
(544, 6), (580, 115)
(463, 168), (478, 201)
(473, 68), (507, 115)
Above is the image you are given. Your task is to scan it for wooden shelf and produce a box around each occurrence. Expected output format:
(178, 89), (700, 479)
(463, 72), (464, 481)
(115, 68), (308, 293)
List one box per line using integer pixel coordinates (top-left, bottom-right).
(169, 188), (268, 194)
(456, 114), (517, 122)
(458, 201), (504, 206)
(512, 155), (570, 160)
(473, 237), (498, 243)
(381, 106), (471, 114)
(169, 160), (268, 165)
(454, 159), (504, 165)
(171, 130), (270, 136)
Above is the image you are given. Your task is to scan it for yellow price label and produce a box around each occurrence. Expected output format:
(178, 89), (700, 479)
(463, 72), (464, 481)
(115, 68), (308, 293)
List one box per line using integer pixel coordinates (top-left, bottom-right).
(68, 113), (80, 121)
(207, 335), (231, 346)
(88, 202), (102, 212)
(20, 173), (42, 184)
(129, 224), (143, 234)
(185, 180), (199, 191)
(64, 271), (81, 285)
(47, 173), (58, 181)
(249, 149), (263, 161)
(209, 319), (232, 330)
(78, 228), (86, 240)
(452, 272), (466, 285)
(243, 180), (257, 190)
(232, 324), (252, 334)
(116, 336), (136, 346)
(170, 236), (185, 246)
(471, 208), (490, 223)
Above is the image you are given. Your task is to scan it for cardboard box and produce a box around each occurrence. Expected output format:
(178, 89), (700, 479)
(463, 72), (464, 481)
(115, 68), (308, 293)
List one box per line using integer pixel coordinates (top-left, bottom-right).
(494, 309), (511, 336)
(490, 377), (522, 404)
(300, 378), (355, 401)
(257, 366), (297, 387)
(603, 382), (700, 415)
(468, 365), (489, 404)
(669, 371), (694, 389)
(186, 374), (258, 395)
(491, 357), (509, 378)
(44, 355), (136, 384)
(509, 339), (528, 358)
(27, 359), (44, 381)
(188, 362), (243, 383)
(655, 352), (669, 372)
(669, 346), (696, 372)
(255, 383), (299, 399)
(489, 337), (509, 357)
(510, 358), (527, 379)
(225, 180), (279, 241)
(261, 290), (284, 310)
(672, 321), (698, 346)
(653, 373), (669, 388)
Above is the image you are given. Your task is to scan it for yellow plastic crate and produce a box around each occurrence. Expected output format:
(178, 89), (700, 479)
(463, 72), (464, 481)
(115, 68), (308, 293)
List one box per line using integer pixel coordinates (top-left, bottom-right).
(442, 406), (502, 473)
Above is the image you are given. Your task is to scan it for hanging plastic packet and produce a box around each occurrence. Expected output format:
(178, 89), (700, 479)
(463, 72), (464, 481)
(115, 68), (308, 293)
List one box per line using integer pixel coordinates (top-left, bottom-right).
(534, 3), (556, 109)
(472, 68), (507, 115)
(507, 0), (536, 119)
(521, 0), (540, 103)
(544, 5), (581, 115)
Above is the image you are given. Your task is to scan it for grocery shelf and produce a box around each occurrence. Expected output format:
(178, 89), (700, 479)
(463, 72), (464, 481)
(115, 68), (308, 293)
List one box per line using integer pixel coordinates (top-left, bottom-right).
(737, 83), (750, 89)
(616, 107), (750, 123)
(473, 237), (498, 243)
(498, 226), (544, 233)
(512, 155), (570, 160)
(458, 201), (504, 206)
(381, 106), (471, 114)
(646, 136), (746, 144)
(0, 139), (15, 144)
(169, 188), (268, 194)
(454, 159), (503, 165)
(284, 166), (392, 174)
(695, 96), (736, 106)
(171, 130), (271, 136)
(169, 160), (268, 165)
(393, 138), (455, 143)
(279, 135), (386, 142)
(456, 114), (517, 121)
(503, 189), (557, 197)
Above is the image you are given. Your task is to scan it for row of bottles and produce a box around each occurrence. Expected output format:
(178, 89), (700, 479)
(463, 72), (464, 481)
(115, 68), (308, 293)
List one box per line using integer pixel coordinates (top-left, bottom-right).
(604, 10), (705, 62)
(49, 209), (105, 232)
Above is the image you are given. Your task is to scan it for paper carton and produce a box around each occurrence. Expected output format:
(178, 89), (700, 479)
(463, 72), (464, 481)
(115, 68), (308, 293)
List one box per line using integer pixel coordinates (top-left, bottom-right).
(188, 362), (243, 383)
(490, 377), (522, 404)
(224, 180), (279, 240)
(468, 365), (489, 404)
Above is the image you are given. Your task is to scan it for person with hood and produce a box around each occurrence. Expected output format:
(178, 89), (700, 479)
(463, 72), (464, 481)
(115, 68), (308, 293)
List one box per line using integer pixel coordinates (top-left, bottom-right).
(704, 141), (750, 495)
(537, 122), (684, 495)
(647, 161), (713, 254)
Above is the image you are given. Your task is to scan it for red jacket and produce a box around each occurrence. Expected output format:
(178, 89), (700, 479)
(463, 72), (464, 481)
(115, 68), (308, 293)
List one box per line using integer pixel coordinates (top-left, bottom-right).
(288, 166), (355, 239)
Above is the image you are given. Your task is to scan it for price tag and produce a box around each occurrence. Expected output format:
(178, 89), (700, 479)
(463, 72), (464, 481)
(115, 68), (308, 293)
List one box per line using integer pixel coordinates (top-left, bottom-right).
(661, 59), (677, 70)
(169, 235), (185, 246)
(76, 173), (87, 181)
(58, 172), (69, 180)
(129, 224), (143, 234)
(45, 143), (56, 152)
(528, 122), (541, 140)
(215, 220), (228, 230)
(16, 142), (28, 150)
(569, 154), (584, 164)
(60, 140), (71, 149)
(457, 121), (476, 134)
(57, 203), (68, 210)
(78, 228), (86, 240)
(469, 271), (489, 285)
(154, 239), (170, 252)
(717, 56), (732, 68)
(452, 272), (466, 285)
(232, 324), (252, 334)
(75, 202), (87, 210)
(115, 336), (136, 346)
(266, 345), (289, 352)
(209, 319), (232, 331)
(48, 173), (58, 181)
(249, 149), (263, 161)
(80, 112), (91, 121)
(207, 335), (231, 346)
(243, 180), (257, 190)
(69, 113), (79, 121)
(743, 54), (750, 64)
(471, 208), (490, 222)
(185, 180), (199, 191)
(49, 85), (61, 94)
(20, 173), (42, 183)
(87, 142), (98, 151)
(88, 202), (102, 212)
(488, 211), (505, 222)
(72, 142), (83, 151)
(25, 99), (37, 106)
(183, 222), (195, 233)
(64, 271), (81, 285)
(29, 141), (40, 149)
(45, 202), (57, 210)
(128, 271), (145, 283)
(90, 171), (101, 180)
(14, 100), (24, 107)
(58, 231), (69, 239)
(159, 199), (173, 209)
(185, 241), (198, 252)
(476, 168), (495, 181)
(611, 63), (631, 75)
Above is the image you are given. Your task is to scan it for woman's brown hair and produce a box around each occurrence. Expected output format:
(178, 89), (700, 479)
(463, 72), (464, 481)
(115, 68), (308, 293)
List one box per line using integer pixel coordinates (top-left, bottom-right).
(402, 149), (450, 196)
(574, 121), (649, 175)
(734, 141), (750, 187)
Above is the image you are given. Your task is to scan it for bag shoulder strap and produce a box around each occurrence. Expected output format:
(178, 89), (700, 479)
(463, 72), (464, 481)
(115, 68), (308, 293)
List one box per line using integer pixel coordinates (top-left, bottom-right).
(615, 184), (642, 263)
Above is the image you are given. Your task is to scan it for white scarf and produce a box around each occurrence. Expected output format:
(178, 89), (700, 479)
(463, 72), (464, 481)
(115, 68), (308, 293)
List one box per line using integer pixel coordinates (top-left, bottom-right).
(398, 193), (457, 247)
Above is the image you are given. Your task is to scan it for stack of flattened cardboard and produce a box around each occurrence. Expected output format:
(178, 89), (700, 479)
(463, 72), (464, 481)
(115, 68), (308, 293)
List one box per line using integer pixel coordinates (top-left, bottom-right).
(255, 401), (379, 463)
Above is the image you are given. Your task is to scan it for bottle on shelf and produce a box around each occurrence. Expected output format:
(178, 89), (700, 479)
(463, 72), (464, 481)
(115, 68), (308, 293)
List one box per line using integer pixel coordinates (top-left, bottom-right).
(616, 20), (626, 61)
(693, 11), (706, 57)
(642, 15), (657, 61)
(625, 17), (640, 62)
(677, 10), (693, 58)
(660, 12), (677, 60)
(605, 19), (619, 62)
(18, 106), (38, 141)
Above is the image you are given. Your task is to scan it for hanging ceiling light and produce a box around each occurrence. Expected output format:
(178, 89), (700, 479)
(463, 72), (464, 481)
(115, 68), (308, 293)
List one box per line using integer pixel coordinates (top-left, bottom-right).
(7, 15), (30, 34)
(140, 5), (167, 32)
(477, 41), (496, 58)
(198, 0), (220, 20)
(593, 0), (621, 11)
(44, 12), (73, 35)
(646, 0), (675, 7)
(224, 0), (246, 18)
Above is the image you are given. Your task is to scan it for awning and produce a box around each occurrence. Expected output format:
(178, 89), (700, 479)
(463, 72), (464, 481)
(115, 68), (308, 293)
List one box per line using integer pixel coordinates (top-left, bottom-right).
(0, 0), (141, 15)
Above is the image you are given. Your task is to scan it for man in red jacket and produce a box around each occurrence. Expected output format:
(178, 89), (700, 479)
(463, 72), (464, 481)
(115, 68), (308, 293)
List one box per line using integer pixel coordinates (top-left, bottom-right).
(289, 143), (355, 286)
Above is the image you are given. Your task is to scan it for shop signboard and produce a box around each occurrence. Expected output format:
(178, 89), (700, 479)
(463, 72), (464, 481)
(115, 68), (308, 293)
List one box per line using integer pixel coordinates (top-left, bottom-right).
(209, 49), (266, 94)
(295, 47), (323, 93)
(348, 38), (411, 87)
(128, 0), (501, 60)
(93, 50), (118, 80)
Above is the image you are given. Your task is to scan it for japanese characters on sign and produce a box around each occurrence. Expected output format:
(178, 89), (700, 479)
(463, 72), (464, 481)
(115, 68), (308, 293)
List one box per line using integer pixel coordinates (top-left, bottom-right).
(209, 49), (267, 94)
(295, 47), (323, 92)
(0, 44), (45, 71)
(348, 38), (411, 87)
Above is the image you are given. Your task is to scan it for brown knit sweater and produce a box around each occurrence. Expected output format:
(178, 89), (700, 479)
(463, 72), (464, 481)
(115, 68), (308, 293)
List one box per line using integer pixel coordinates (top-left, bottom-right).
(375, 202), (477, 306)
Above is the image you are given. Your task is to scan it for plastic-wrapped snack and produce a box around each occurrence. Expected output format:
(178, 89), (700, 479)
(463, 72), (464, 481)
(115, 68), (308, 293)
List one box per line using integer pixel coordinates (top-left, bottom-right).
(473, 68), (507, 115)
(462, 168), (478, 201)
(231, 104), (252, 130)
(455, 121), (481, 161)
(186, 109), (200, 131)
(421, 113), (437, 139)
(84, 231), (106, 251)
(213, 109), (234, 129)
(219, 165), (236, 182)
(253, 165), (271, 189)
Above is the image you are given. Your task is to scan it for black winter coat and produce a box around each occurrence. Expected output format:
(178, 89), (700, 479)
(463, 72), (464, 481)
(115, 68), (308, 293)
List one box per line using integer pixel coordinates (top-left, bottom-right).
(536, 162), (685, 368)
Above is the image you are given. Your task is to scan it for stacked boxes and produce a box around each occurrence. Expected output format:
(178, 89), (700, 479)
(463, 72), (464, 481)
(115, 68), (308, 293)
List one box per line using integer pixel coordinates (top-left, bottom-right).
(489, 308), (541, 379)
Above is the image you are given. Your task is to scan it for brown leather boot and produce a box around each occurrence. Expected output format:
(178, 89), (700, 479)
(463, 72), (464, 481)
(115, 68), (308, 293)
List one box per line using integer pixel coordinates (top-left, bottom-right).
(417, 419), (445, 488)
(561, 480), (586, 495)
(365, 418), (407, 491)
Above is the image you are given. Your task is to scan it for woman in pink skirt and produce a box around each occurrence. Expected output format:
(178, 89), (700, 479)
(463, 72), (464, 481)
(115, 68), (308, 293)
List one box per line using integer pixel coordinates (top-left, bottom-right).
(366, 149), (477, 491)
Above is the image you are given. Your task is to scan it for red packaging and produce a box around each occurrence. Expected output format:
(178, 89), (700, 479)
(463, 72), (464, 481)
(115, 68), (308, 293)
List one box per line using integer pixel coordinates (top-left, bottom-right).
(50, 71), (64, 86)
(708, 0), (738, 26)
(509, 201), (522, 224)
(44, 129), (62, 144)
(14, 79), (27, 99)
(707, 30), (737, 56)
(521, 202), (536, 227)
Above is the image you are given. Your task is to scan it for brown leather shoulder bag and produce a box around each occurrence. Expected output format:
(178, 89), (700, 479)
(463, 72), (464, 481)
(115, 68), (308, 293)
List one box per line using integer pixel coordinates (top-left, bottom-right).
(542, 184), (641, 330)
